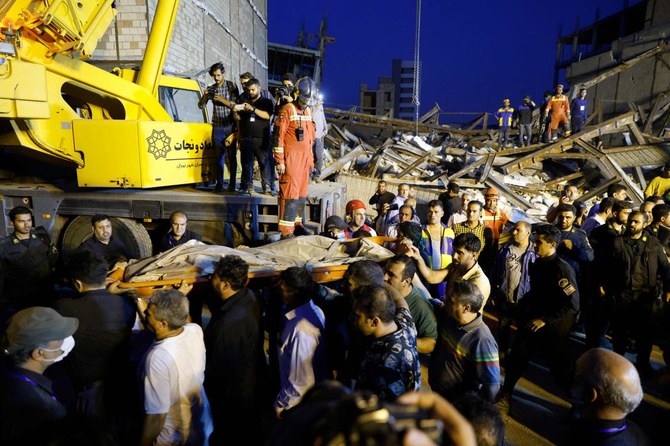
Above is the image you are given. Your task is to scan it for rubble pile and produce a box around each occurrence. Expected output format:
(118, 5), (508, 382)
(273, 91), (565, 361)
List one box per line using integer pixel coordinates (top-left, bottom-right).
(318, 102), (670, 221)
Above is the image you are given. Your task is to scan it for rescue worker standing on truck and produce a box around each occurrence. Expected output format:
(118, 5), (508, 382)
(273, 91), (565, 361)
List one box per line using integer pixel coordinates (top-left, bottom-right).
(273, 77), (317, 238)
(544, 83), (571, 142)
(198, 62), (240, 193)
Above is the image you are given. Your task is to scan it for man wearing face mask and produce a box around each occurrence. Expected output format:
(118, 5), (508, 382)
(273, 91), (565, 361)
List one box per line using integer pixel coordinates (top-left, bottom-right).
(321, 215), (348, 241)
(0, 307), (78, 443)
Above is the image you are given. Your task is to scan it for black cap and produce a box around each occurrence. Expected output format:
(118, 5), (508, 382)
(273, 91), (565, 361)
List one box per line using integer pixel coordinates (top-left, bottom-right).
(325, 215), (348, 231)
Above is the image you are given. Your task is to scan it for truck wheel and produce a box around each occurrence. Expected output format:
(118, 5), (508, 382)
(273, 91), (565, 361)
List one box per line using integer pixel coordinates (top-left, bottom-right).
(61, 216), (153, 260)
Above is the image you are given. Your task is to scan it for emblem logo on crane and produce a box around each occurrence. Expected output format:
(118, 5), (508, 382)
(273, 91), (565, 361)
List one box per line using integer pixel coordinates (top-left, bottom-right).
(146, 129), (172, 159)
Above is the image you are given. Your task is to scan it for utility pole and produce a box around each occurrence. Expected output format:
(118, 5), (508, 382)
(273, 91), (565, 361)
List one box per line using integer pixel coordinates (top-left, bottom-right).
(412, 0), (422, 136)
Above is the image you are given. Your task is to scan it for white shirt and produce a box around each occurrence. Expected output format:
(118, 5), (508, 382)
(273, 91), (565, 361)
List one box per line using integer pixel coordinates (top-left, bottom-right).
(143, 323), (211, 446)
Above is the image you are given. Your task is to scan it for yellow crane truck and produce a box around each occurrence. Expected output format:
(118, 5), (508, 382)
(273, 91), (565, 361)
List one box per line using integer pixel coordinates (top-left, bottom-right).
(0, 0), (342, 257)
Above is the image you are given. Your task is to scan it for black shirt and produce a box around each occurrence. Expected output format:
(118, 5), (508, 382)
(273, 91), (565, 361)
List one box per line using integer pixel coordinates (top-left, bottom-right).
(158, 228), (202, 252)
(53, 289), (135, 387)
(0, 364), (67, 443)
(561, 417), (650, 446)
(0, 232), (56, 304)
(238, 97), (274, 138)
(80, 235), (131, 260)
(204, 287), (264, 408)
(521, 253), (579, 335)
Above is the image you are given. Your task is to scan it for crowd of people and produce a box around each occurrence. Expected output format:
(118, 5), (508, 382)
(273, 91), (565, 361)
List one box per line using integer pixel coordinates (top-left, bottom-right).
(3, 162), (670, 445)
(4, 65), (670, 444)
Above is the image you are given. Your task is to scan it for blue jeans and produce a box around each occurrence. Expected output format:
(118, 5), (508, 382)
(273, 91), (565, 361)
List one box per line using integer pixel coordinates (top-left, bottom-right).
(519, 124), (532, 146)
(212, 125), (232, 186)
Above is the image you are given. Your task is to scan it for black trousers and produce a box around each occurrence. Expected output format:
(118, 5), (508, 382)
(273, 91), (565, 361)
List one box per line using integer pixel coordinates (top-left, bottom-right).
(240, 136), (270, 191)
(503, 323), (573, 393)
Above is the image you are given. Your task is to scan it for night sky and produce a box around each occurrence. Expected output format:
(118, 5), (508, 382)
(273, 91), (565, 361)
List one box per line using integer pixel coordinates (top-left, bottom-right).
(268, 0), (638, 124)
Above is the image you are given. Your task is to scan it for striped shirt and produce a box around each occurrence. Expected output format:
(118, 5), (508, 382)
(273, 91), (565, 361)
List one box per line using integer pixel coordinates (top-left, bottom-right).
(428, 312), (500, 399)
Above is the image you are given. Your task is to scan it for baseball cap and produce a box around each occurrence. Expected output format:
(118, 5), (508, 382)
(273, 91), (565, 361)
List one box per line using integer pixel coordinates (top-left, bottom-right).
(325, 215), (348, 231)
(3, 307), (79, 355)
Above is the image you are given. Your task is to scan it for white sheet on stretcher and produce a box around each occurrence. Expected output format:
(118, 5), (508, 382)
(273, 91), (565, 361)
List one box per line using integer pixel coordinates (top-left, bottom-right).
(123, 235), (394, 283)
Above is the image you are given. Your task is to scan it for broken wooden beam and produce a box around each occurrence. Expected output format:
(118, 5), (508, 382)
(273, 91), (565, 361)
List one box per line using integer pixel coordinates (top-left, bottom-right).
(500, 111), (637, 174)
(318, 146), (365, 179)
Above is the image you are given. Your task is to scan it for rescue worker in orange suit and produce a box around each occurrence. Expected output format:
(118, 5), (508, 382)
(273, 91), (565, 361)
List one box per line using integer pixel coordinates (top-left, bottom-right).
(273, 77), (317, 237)
(544, 84), (571, 141)
(482, 188), (508, 275)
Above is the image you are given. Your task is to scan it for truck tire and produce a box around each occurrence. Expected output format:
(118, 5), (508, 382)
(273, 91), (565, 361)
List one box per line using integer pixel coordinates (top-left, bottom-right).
(61, 216), (153, 260)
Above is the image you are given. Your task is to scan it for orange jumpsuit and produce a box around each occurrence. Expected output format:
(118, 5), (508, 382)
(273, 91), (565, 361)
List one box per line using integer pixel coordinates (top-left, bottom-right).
(273, 103), (315, 236)
(482, 208), (508, 249)
(546, 94), (571, 140)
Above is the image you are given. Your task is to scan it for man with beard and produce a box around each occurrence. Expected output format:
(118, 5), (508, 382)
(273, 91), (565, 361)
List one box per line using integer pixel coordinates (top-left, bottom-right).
(586, 200), (633, 349)
(451, 201), (495, 277)
(407, 232), (491, 308)
(79, 214), (131, 259)
(429, 281), (500, 402)
(0, 206), (58, 319)
(233, 78), (275, 195)
(608, 211), (670, 376)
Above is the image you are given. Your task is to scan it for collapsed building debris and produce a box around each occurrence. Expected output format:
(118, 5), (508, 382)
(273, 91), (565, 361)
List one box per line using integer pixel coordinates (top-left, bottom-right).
(318, 101), (670, 222)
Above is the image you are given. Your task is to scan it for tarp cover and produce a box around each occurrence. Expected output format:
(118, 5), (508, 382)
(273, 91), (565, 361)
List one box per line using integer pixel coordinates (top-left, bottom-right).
(123, 235), (394, 283)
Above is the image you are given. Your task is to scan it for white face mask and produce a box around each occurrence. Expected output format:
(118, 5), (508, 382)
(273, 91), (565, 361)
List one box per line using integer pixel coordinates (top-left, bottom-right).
(40, 335), (75, 363)
(335, 232), (345, 241)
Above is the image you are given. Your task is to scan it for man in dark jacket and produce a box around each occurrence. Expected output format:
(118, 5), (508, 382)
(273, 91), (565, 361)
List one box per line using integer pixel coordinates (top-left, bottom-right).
(205, 255), (265, 445)
(0, 307), (78, 443)
(158, 211), (202, 252)
(495, 224), (579, 412)
(609, 211), (670, 376)
(53, 250), (135, 418)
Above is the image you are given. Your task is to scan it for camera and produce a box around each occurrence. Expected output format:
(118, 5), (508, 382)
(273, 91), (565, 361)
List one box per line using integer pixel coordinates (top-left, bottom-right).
(275, 85), (292, 99)
(295, 126), (304, 141)
(347, 393), (444, 446)
(207, 86), (216, 99)
(271, 388), (444, 446)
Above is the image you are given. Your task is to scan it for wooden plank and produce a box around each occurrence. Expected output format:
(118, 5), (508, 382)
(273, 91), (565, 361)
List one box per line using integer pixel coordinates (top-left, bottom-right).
(478, 153), (497, 183)
(542, 152), (594, 160)
(318, 146), (365, 179)
(572, 42), (667, 98)
(485, 173), (532, 210)
(324, 107), (482, 137)
(501, 111), (637, 174)
(628, 122), (647, 145)
(578, 177), (620, 203)
(448, 156), (488, 181)
(544, 171), (586, 188)
(395, 149), (435, 179)
(603, 155), (644, 202)
(633, 166), (647, 190)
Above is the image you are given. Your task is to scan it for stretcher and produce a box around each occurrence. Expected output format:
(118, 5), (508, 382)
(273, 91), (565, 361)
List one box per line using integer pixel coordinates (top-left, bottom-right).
(111, 235), (396, 297)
